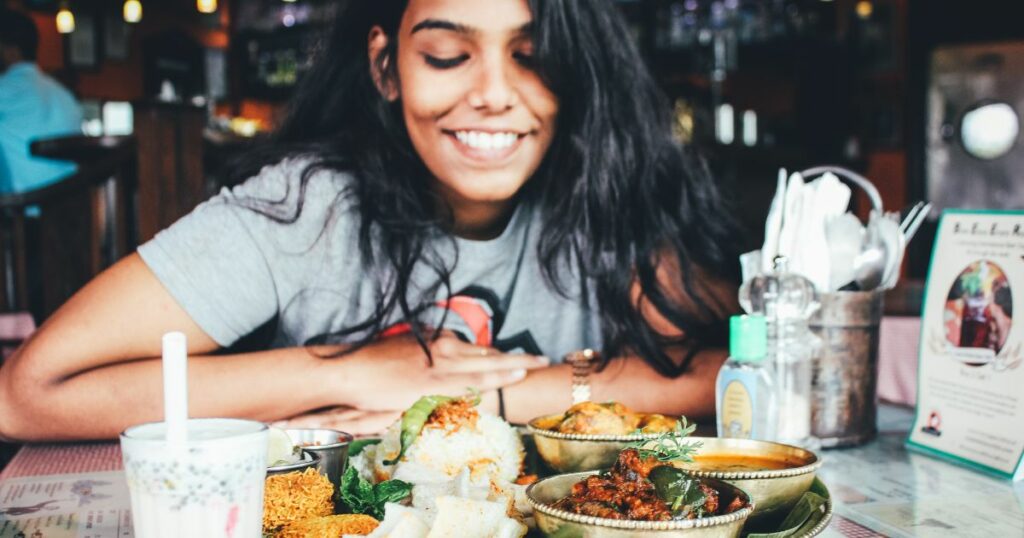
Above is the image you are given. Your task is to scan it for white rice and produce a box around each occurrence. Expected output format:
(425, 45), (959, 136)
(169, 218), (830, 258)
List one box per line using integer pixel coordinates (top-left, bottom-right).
(372, 412), (525, 489)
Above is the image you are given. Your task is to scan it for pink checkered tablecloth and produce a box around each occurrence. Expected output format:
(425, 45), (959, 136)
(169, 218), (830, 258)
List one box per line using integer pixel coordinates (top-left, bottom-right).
(829, 515), (886, 537)
(0, 311), (35, 360)
(877, 316), (922, 406)
(0, 442), (122, 481)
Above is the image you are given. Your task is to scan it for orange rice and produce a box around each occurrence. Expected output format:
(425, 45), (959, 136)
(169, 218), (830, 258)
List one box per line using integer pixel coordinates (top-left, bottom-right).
(263, 468), (335, 533)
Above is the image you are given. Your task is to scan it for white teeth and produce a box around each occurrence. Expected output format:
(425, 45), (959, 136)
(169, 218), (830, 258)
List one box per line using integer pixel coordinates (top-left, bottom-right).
(454, 131), (519, 150)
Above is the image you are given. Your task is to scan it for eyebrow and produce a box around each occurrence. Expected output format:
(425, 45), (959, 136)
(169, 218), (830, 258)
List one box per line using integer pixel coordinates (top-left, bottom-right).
(410, 18), (533, 37)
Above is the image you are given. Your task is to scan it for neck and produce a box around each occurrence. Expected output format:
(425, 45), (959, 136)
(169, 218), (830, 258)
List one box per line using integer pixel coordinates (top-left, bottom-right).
(436, 191), (518, 241)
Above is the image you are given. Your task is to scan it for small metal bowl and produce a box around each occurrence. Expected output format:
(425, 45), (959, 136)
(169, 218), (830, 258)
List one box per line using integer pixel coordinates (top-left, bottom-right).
(526, 471), (754, 538)
(266, 449), (321, 477)
(528, 414), (668, 473)
(670, 438), (821, 529)
(285, 428), (353, 487)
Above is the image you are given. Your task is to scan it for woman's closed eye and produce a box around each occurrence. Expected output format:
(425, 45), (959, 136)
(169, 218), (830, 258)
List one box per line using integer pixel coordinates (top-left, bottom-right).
(423, 53), (469, 69)
(512, 51), (535, 68)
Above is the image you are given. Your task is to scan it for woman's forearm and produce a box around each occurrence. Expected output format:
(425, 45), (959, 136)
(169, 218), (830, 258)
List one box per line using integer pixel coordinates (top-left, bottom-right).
(0, 346), (340, 442)
(501, 348), (726, 424)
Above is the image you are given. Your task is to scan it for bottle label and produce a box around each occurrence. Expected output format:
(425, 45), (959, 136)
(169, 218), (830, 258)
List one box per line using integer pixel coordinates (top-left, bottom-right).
(721, 379), (754, 438)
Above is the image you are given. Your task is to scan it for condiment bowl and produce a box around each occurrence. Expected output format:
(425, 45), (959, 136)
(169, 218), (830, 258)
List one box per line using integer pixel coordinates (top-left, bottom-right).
(526, 471), (754, 538)
(285, 428), (353, 488)
(528, 414), (668, 473)
(670, 437), (821, 528)
(266, 449), (321, 477)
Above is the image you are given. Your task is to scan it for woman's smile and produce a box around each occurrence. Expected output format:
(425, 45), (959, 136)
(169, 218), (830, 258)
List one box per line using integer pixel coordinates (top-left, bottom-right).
(443, 129), (527, 165)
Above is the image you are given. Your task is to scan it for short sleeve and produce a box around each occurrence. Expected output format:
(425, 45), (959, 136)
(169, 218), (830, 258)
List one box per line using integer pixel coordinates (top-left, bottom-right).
(137, 158), (347, 347)
(138, 194), (279, 347)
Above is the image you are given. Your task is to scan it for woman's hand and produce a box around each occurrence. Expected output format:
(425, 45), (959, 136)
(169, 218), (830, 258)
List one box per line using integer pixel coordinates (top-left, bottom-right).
(333, 331), (548, 413)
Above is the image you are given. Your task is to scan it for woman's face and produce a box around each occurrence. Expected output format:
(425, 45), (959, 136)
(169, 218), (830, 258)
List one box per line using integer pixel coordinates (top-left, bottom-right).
(378, 0), (558, 233)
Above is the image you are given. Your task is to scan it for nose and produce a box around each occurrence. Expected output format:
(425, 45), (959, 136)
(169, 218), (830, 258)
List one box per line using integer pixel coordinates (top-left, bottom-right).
(467, 53), (519, 112)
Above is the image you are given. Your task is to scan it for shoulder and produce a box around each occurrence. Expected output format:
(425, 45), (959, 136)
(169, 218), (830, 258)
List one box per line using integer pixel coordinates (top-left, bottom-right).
(221, 157), (357, 211)
(202, 157), (361, 247)
(0, 65), (33, 103)
(0, 65), (79, 117)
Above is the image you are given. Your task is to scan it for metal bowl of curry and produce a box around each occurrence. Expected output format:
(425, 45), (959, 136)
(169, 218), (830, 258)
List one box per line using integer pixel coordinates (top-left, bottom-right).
(528, 402), (680, 473)
(526, 468), (753, 538)
(670, 437), (821, 529)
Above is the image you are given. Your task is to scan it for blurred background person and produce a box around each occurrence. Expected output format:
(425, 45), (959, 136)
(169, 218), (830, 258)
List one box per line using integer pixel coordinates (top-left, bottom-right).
(0, 8), (82, 194)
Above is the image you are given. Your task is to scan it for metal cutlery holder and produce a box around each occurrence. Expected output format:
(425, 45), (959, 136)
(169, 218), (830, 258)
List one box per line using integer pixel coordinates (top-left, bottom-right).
(809, 290), (884, 447)
(800, 166), (885, 448)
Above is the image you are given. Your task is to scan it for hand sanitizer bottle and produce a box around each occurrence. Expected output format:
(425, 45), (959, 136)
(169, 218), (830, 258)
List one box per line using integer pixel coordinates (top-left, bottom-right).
(717, 314), (777, 440)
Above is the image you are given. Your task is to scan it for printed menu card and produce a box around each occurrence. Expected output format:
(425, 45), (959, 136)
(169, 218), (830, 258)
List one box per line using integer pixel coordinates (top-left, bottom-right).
(908, 209), (1024, 480)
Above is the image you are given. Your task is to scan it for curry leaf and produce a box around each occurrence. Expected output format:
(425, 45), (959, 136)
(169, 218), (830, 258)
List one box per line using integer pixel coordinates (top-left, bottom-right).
(649, 466), (706, 517)
(374, 479), (414, 505)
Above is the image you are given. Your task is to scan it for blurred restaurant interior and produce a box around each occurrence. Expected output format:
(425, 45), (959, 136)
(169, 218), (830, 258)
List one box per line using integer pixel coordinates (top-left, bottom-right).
(0, 0), (1022, 326)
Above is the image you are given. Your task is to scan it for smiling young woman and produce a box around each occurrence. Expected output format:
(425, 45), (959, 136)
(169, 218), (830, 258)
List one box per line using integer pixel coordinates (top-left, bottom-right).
(385, 0), (559, 238)
(0, 0), (742, 442)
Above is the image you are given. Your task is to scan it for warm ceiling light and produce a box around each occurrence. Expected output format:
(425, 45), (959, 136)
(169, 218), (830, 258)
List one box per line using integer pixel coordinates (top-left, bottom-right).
(197, 0), (217, 14)
(282, 0), (297, 3)
(123, 0), (142, 23)
(56, 4), (75, 34)
(855, 0), (873, 19)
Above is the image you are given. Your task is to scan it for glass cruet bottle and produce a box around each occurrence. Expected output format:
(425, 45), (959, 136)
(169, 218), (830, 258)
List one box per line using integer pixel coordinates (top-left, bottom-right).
(738, 256), (820, 447)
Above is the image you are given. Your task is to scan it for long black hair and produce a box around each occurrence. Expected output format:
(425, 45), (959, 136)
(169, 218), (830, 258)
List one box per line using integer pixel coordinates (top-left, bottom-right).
(230, 0), (743, 377)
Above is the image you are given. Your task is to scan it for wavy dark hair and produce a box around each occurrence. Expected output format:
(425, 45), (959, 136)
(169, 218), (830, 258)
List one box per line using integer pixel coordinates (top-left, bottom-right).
(230, 0), (743, 377)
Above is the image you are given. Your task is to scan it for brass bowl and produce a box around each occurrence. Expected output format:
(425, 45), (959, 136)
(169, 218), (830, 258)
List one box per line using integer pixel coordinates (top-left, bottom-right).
(527, 414), (668, 473)
(670, 438), (821, 529)
(526, 471), (754, 538)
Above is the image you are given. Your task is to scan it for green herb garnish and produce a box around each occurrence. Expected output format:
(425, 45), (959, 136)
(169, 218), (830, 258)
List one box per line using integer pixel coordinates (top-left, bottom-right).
(338, 465), (412, 520)
(626, 417), (702, 462)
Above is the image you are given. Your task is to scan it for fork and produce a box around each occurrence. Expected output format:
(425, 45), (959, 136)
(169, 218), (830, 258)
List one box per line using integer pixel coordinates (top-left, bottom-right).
(902, 202), (933, 244)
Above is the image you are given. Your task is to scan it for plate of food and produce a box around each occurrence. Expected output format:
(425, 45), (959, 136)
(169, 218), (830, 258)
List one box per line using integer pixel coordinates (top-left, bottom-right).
(259, 394), (832, 537)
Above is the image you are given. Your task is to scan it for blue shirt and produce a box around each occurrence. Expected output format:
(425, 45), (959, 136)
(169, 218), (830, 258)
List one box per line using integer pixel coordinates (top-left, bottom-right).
(0, 62), (83, 193)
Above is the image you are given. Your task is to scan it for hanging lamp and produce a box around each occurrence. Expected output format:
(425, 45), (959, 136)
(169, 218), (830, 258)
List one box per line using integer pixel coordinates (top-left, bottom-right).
(123, 0), (142, 23)
(56, 2), (76, 34)
(197, 0), (217, 14)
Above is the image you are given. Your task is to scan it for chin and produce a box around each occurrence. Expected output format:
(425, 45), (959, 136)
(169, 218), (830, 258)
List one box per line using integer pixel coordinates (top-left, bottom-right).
(445, 172), (531, 204)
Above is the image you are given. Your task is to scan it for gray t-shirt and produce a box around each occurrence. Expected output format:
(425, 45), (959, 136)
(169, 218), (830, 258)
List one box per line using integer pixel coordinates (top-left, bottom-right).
(138, 158), (602, 360)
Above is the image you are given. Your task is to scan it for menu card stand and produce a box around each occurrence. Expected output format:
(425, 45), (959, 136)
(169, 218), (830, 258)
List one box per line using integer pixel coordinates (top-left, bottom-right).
(907, 209), (1024, 481)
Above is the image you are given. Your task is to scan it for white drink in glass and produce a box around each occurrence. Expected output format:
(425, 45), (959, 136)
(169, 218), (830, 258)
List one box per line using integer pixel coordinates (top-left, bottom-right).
(120, 418), (268, 538)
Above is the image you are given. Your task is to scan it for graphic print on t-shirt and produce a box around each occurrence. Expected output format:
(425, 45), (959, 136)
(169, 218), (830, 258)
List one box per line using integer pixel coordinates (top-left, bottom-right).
(380, 285), (543, 356)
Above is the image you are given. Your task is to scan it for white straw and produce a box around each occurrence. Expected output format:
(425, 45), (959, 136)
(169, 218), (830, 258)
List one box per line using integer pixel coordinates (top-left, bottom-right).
(162, 331), (189, 445)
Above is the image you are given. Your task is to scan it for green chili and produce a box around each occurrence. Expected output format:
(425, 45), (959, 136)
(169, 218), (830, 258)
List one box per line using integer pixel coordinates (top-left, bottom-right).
(384, 394), (454, 465)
